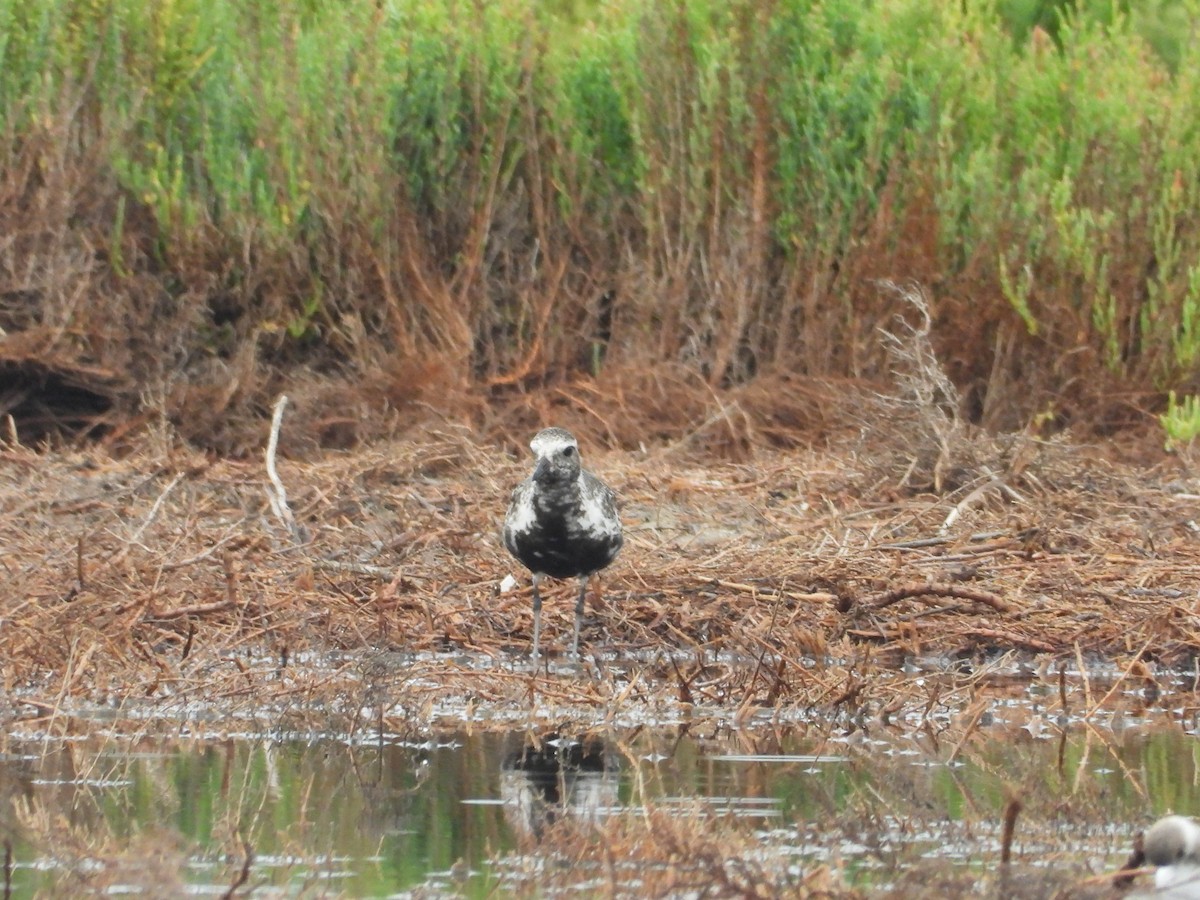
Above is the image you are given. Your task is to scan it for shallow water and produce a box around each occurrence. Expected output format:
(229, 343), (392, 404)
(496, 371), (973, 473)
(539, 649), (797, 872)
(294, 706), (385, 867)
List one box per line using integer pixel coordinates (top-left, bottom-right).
(3, 665), (1199, 895)
(0, 722), (1190, 895)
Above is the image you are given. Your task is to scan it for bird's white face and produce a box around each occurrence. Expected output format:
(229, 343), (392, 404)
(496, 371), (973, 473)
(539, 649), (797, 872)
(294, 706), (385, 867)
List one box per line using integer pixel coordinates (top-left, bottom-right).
(529, 428), (581, 486)
(530, 429), (577, 459)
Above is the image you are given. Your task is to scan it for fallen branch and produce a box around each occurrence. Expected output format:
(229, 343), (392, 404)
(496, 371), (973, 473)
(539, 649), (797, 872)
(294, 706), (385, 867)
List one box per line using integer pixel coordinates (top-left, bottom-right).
(265, 394), (301, 543)
(877, 530), (1010, 550)
(959, 628), (1055, 653)
(941, 472), (1025, 535)
(1111, 830), (1147, 890)
(108, 471), (185, 566)
(145, 599), (236, 621)
(222, 839), (254, 900)
(705, 578), (838, 604)
(313, 558), (430, 579)
(1082, 635), (1157, 720)
(1000, 796), (1022, 864)
(865, 581), (1013, 614)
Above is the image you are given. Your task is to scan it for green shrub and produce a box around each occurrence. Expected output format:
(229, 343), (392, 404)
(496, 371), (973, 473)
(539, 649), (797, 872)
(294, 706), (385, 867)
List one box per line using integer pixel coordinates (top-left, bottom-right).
(1, 0), (1199, 446)
(1161, 391), (1200, 450)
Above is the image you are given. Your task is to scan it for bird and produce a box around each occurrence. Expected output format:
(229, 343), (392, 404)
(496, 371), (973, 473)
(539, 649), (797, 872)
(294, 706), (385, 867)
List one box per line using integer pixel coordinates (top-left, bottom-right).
(1143, 815), (1200, 898)
(503, 427), (623, 659)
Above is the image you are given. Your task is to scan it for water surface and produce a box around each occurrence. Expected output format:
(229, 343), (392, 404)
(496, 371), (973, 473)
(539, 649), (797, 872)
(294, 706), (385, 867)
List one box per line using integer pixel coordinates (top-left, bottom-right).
(2, 666), (1195, 895)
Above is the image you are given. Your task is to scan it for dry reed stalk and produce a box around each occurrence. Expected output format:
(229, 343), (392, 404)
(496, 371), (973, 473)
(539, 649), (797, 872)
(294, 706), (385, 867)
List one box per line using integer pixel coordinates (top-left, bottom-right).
(1001, 796), (1023, 864)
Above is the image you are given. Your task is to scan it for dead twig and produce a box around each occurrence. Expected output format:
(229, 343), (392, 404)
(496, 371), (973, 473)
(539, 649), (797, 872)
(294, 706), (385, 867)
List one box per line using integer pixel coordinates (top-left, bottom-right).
(221, 839), (254, 900)
(1000, 796), (1022, 864)
(108, 471), (185, 566)
(706, 578), (838, 604)
(1083, 635), (1157, 720)
(265, 394), (301, 544)
(941, 475), (1025, 534)
(865, 581), (1013, 614)
(1110, 830), (1147, 890)
(145, 599), (237, 621)
(946, 698), (989, 765)
(877, 530), (1009, 550)
(960, 628), (1055, 654)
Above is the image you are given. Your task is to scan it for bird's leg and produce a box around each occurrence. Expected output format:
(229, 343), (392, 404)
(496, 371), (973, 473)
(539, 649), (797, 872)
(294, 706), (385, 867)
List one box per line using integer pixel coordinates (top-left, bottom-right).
(572, 575), (589, 660)
(531, 573), (543, 661)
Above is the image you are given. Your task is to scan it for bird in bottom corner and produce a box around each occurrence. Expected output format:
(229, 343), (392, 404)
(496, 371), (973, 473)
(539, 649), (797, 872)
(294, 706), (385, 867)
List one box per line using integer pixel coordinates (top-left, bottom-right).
(503, 427), (623, 660)
(1142, 815), (1200, 898)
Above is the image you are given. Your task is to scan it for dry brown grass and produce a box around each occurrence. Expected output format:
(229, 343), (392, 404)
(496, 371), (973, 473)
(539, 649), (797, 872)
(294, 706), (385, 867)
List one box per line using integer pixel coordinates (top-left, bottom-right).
(497, 807), (859, 899)
(3, 2), (1195, 463)
(0, 391), (1197, 741)
(13, 797), (192, 898)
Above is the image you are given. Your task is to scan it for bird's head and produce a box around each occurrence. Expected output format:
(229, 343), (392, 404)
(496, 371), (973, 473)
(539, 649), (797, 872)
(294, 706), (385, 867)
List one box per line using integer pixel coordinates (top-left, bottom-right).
(1145, 816), (1200, 866)
(529, 427), (581, 485)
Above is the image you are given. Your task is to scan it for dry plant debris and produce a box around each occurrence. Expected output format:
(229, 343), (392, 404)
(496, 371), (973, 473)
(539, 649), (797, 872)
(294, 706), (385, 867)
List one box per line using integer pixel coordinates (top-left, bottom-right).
(0, 411), (1197, 739)
(494, 806), (859, 899)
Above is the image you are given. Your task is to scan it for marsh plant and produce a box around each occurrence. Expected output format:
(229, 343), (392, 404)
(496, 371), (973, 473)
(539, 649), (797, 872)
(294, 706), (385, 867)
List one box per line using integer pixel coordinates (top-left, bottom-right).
(1161, 390), (1200, 451)
(0, 0), (1199, 447)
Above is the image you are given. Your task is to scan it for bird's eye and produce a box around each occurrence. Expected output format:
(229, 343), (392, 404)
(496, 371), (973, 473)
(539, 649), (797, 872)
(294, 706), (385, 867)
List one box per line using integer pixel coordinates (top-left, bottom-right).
(562, 446), (575, 457)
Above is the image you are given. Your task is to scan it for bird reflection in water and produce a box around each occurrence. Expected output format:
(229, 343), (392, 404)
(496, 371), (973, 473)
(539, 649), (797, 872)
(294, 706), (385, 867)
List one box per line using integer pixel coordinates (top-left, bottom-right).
(500, 732), (619, 841)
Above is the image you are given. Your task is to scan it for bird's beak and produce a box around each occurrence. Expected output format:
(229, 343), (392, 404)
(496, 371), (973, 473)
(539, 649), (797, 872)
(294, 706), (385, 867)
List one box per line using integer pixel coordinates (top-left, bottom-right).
(533, 458), (551, 482)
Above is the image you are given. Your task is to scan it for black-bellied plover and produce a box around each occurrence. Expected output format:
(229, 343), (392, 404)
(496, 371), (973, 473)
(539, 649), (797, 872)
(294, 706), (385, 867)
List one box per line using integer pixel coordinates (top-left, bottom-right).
(1143, 815), (1200, 897)
(503, 427), (623, 659)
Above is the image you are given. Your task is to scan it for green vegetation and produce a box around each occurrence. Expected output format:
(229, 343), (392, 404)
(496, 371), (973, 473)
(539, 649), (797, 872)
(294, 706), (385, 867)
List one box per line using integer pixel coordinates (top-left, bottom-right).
(0, 0), (1198, 447)
(1160, 390), (1200, 449)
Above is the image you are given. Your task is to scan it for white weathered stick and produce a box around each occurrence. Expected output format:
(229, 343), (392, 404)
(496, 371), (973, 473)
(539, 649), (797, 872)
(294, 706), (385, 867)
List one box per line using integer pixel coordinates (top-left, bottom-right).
(265, 394), (300, 542)
(940, 477), (1003, 535)
(109, 471), (186, 566)
(127, 471), (185, 546)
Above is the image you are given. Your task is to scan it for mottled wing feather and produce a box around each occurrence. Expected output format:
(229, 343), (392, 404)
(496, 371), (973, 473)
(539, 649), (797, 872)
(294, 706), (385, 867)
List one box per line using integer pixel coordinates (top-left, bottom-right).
(504, 466), (621, 581)
(503, 477), (536, 557)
